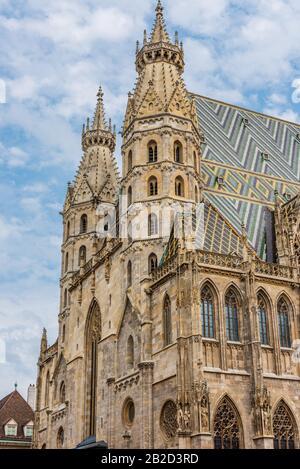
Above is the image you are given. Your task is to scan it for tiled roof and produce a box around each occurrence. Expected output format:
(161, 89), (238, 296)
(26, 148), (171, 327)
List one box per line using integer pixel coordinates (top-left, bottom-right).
(0, 390), (34, 439)
(193, 94), (300, 259)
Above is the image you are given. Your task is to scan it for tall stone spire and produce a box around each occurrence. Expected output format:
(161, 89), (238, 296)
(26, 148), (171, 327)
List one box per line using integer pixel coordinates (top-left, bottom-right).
(92, 86), (107, 131)
(150, 0), (171, 43)
(82, 86), (115, 153)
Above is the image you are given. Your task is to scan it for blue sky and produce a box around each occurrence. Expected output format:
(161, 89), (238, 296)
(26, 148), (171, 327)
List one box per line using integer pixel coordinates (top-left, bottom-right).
(0, 0), (300, 399)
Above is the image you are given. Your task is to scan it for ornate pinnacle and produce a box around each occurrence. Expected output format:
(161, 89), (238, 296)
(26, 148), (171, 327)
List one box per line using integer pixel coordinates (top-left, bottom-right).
(82, 86), (116, 152)
(143, 29), (147, 45)
(156, 0), (163, 14)
(93, 85), (107, 130)
(150, 0), (170, 43)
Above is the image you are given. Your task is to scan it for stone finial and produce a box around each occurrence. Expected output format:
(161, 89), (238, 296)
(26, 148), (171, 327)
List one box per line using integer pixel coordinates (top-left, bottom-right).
(40, 327), (47, 355)
(150, 0), (170, 43)
(93, 85), (107, 130)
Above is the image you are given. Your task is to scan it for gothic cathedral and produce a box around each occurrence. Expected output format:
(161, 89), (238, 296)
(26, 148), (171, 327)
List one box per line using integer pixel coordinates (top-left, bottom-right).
(34, 1), (300, 449)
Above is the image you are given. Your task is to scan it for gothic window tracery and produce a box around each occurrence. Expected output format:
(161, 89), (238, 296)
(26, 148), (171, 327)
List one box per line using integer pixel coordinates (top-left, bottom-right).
(225, 288), (239, 342)
(213, 397), (243, 449)
(257, 293), (269, 345)
(273, 401), (297, 449)
(163, 294), (172, 346)
(85, 301), (101, 437)
(200, 285), (215, 339)
(277, 297), (291, 348)
(160, 400), (178, 439)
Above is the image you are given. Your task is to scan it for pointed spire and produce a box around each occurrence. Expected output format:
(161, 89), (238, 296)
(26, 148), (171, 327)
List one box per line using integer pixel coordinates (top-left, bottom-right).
(93, 86), (107, 130)
(40, 328), (47, 356)
(150, 0), (170, 43)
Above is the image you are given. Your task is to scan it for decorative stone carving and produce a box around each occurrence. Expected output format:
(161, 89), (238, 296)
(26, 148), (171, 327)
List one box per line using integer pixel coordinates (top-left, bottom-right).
(194, 380), (210, 433)
(160, 400), (178, 439)
(253, 386), (272, 436)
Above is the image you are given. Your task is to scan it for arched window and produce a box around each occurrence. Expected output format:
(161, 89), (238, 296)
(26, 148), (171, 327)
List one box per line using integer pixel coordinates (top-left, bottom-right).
(127, 336), (134, 369)
(214, 396), (243, 449)
(128, 186), (132, 207)
(148, 213), (158, 236)
(148, 253), (158, 274)
(45, 371), (50, 407)
(148, 140), (158, 163)
(60, 382), (66, 404)
(174, 141), (183, 163)
(278, 297), (291, 348)
(225, 288), (239, 341)
(62, 324), (65, 343)
(64, 252), (69, 273)
(79, 246), (87, 266)
(80, 214), (88, 234)
(57, 427), (64, 449)
(65, 252), (69, 272)
(193, 151), (197, 171)
(163, 295), (172, 346)
(175, 176), (184, 197)
(273, 401), (297, 449)
(148, 176), (158, 196)
(128, 150), (133, 171)
(127, 261), (132, 287)
(85, 300), (101, 437)
(201, 284), (215, 339)
(257, 293), (269, 345)
(66, 221), (70, 240)
(195, 186), (199, 203)
(63, 289), (68, 308)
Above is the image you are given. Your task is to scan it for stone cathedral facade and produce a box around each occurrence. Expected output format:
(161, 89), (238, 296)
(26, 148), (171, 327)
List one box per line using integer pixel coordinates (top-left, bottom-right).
(34, 2), (300, 450)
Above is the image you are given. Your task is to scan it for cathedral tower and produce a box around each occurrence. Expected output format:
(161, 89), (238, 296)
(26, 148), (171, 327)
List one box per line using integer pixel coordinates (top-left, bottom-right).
(60, 87), (119, 351)
(121, 0), (203, 286)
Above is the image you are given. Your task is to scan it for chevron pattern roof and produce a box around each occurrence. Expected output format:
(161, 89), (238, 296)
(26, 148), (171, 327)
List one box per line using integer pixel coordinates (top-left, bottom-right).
(192, 94), (300, 259)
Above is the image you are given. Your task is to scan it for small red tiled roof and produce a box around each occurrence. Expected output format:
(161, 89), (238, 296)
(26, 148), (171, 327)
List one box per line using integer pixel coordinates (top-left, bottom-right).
(0, 390), (34, 439)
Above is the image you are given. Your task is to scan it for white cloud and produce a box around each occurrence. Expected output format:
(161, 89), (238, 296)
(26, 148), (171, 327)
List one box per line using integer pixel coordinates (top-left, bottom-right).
(292, 78), (300, 103)
(263, 106), (299, 123)
(0, 142), (29, 167)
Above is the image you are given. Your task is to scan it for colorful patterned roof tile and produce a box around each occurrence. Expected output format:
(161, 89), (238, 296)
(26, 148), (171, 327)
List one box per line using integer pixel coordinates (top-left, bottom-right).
(192, 94), (300, 259)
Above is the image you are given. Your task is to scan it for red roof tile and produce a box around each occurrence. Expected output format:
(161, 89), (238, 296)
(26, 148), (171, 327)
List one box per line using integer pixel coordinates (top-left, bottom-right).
(0, 390), (34, 440)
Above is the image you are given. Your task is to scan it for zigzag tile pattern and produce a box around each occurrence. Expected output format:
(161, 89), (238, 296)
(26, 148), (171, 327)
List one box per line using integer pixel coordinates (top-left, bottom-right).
(192, 95), (300, 259)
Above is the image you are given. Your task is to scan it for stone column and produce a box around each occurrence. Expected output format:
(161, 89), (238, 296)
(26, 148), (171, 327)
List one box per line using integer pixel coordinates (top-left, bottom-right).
(138, 361), (154, 449)
(107, 377), (116, 449)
